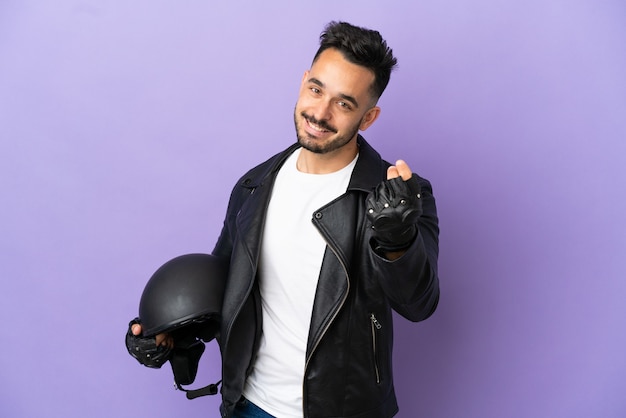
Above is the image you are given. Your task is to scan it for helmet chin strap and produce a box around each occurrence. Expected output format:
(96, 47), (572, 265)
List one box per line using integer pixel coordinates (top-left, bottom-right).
(176, 379), (222, 399)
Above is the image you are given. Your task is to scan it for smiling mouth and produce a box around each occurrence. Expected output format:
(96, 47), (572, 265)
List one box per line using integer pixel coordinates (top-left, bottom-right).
(308, 120), (328, 132)
(302, 112), (337, 134)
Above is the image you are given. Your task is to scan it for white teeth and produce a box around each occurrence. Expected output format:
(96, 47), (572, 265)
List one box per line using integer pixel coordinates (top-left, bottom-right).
(309, 120), (326, 132)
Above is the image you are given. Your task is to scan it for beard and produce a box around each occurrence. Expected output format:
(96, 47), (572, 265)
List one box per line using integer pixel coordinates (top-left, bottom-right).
(294, 108), (361, 154)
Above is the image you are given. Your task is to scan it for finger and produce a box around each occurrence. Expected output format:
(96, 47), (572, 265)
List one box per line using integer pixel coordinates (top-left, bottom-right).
(131, 323), (142, 336)
(155, 333), (167, 345)
(156, 333), (174, 348)
(394, 160), (413, 181)
(387, 165), (400, 180)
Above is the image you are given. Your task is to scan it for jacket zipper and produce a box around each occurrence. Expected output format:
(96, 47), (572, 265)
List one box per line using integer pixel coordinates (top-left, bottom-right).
(370, 313), (382, 384)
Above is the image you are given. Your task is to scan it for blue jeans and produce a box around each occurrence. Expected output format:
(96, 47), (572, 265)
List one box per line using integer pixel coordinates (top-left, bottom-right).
(231, 398), (276, 418)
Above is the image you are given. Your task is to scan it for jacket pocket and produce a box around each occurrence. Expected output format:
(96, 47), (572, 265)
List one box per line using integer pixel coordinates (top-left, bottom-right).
(370, 313), (382, 384)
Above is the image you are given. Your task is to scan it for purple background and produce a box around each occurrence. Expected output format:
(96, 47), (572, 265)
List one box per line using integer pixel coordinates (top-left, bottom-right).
(1, 1), (624, 417)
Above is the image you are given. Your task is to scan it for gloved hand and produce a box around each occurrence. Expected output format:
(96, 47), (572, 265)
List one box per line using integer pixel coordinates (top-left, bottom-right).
(125, 318), (172, 368)
(366, 174), (422, 253)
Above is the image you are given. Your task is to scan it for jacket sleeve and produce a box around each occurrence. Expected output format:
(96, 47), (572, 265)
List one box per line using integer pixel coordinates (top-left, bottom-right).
(212, 187), (237, 259)
(371, 175), (440, 322)
(212, 175), (250, 259)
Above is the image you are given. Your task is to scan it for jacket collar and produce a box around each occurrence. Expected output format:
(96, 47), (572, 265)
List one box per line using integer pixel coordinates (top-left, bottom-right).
(349, 135), (388, 192)
(247, 135), (387, 193)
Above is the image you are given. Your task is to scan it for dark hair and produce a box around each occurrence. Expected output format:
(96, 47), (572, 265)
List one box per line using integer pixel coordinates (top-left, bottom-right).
(313, 21), (398, 101)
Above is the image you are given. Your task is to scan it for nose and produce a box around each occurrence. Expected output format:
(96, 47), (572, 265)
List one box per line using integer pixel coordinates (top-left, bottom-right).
(310, 99), (333, 122)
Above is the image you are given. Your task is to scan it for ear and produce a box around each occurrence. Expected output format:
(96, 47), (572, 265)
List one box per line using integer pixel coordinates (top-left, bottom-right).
(301, 70), (310, 85)
(359, 106), (381, 131)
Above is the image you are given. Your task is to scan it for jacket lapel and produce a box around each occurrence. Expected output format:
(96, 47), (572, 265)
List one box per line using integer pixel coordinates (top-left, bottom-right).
(307, 193), (358, 356)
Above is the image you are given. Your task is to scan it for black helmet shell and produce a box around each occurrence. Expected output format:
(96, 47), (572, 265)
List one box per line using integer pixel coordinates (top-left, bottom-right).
(139, 253), (227, 337)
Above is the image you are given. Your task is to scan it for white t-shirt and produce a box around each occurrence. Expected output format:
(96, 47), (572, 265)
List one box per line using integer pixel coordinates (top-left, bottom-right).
(243, 148), (357, 417)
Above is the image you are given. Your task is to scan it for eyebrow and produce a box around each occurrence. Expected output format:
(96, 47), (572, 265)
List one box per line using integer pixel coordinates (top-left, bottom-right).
(308, 77), (360, 109)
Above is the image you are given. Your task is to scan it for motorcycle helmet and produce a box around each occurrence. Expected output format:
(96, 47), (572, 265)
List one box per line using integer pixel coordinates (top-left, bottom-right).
(138, 253), (228, 399)
(139, 253), (227, 337)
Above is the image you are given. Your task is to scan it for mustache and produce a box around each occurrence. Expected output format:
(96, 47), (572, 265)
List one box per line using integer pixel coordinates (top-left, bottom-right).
(301, 112), (338, 133)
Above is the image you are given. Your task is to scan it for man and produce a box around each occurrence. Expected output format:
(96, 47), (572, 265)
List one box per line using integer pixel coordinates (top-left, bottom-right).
(133, 21), (439, 417)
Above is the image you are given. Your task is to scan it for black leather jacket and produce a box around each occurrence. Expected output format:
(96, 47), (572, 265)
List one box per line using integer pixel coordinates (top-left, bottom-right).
(213, 136), (439, 418)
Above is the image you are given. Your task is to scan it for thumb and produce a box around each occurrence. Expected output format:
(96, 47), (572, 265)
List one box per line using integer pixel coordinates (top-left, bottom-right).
(387, 165), (400, 180)
(131, 323), (142, 336)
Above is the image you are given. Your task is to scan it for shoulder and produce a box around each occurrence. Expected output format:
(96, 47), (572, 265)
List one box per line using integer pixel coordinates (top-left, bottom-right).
(223, 143), (299, 213)
(234, 143), (299, 189)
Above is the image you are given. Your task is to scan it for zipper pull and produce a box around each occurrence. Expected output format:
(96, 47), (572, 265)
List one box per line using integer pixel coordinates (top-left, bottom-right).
(370, 313), (382, 330)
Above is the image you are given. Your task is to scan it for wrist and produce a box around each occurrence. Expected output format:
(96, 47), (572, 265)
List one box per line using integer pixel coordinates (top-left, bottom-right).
(371, 224), (417, 253)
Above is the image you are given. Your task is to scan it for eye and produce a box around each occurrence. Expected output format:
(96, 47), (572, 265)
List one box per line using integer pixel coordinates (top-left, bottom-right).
(337, 101), (353, 111)
(310, 87), (321, 95)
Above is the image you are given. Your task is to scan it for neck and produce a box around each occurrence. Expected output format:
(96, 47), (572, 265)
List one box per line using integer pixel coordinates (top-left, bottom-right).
(296, 141), (358, 174)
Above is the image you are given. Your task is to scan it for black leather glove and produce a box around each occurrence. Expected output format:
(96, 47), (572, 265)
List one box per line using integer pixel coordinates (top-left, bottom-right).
(366, 175), (422, 253)
(125, 318), (172, 369)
